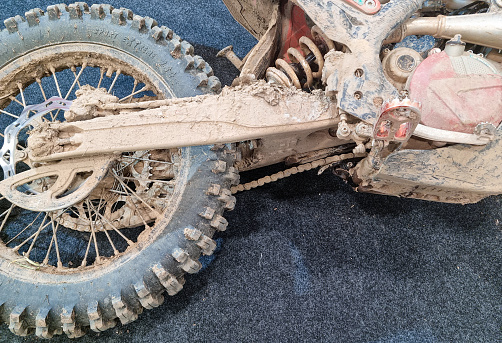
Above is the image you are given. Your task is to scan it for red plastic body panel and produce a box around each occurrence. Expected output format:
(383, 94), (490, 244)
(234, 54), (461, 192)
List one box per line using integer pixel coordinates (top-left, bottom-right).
(408, 52), (502, 133)
(279, 4), (312, 62)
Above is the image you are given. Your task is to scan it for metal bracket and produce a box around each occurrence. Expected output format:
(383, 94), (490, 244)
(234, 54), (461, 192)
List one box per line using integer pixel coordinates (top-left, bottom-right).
(296, 0), (424, 122)
(0, 155), (115, 212)
(0, 96), (116, 212)
(342, 0), (381, 15)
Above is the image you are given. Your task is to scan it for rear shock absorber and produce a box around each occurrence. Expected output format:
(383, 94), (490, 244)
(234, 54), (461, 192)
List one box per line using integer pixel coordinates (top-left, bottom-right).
(266, 25), (336, 90)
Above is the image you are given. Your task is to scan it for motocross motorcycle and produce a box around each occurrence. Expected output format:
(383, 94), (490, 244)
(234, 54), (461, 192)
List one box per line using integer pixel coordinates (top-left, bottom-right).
(0, 0), (499, 338)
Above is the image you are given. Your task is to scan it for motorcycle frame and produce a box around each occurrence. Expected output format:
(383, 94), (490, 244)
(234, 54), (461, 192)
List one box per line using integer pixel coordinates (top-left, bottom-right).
(222, 0), (502, 204)
(4, 0), (502, 205)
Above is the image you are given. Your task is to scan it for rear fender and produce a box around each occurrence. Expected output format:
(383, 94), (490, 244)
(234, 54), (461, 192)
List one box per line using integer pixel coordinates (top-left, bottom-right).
(222, 0), (279, 39)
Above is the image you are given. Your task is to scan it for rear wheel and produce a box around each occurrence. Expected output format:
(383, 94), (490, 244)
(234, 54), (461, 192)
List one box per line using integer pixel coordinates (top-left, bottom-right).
(0, 3), (238, 338)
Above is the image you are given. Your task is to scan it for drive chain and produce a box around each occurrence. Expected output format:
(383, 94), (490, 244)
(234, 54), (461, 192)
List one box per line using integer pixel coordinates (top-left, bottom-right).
(231, 152), (364, 194)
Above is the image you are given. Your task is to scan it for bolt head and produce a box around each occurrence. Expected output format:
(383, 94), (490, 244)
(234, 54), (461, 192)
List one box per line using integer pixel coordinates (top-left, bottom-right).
(17, 150), (27, 160)
(366, 0), (377, 8)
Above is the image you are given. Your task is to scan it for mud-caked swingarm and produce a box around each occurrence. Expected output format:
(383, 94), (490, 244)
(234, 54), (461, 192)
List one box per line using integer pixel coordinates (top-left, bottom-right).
(26, 82), (343, 162)
(0, 81), (357, 212)
(2, 73), (501, 212)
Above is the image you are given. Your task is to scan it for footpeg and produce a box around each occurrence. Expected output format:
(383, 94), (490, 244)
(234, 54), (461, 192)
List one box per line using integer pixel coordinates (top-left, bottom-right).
(373, 98), (421, 144)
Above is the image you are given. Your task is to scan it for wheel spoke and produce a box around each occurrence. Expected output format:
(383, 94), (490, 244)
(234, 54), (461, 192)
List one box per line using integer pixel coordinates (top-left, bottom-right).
(130, 194), (153, 229)
(66, 207), (79, 218)
(114, 161), (136, 174)
(66, 63), (87, 99)
(50, 66), (63, 121)
(35, 77), (59, 120)
(81, 218), (94, 267)
(127, 80), (138, 103)
(93, 194), (108, 230)
(110, 173), (153, 229)
(121, 155), (174, 165)
(70, 66), (83, 90)
(36, 78), (47, 101)
(16, 83), (26, 107)
(51, 63), (89, 120)
(90, 198), (119, 256)
(11, 207), (71, 252)
(97, 68), (105, 89)
(108, 190), (129, 196)
(112, 169), (160, 216)
(87, 200), (101, 264)
(50, 216), (63, 268)
(91, 205), (135, 246)
(115, 151), (150, 174)
(50, 66), (63, 98)
(102, 223), (119, 256)
(0, 204), (15, 232)
(121, 176), (175, 185)
(33, 209), (70, 266)
(8, 216), (51, 251)
(119, 85), (147, 102)
(0, 108), (19, 119)
(25, 212), (49, 258)
(108, 69), (121, 94)
(42, 232), (54, 265)
(9, 96), (24, 107)
(8, 212), (44, 247)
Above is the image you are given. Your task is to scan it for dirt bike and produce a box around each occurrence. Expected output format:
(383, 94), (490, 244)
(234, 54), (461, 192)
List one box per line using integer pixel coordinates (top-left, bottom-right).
(0, 0), (500, 338)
